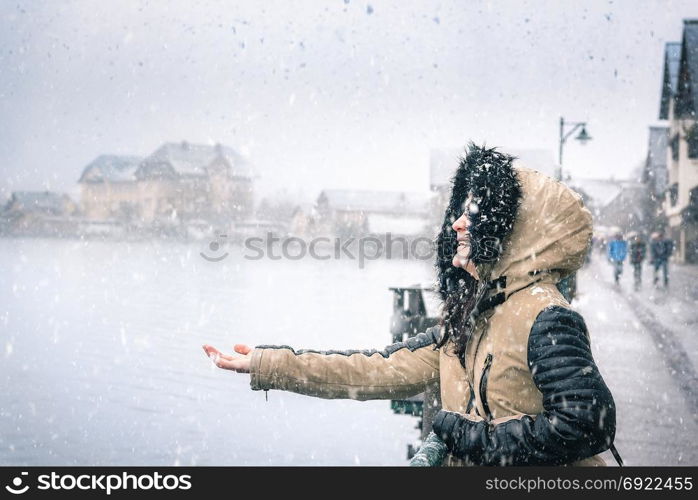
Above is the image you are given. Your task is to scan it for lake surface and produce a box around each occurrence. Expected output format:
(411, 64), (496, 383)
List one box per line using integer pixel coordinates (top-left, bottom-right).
(0, 237), (435, 465)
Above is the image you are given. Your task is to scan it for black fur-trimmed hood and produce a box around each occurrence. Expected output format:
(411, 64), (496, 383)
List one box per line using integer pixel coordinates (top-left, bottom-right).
(435, 143), (522, 301)
(433, 143), (594, 362)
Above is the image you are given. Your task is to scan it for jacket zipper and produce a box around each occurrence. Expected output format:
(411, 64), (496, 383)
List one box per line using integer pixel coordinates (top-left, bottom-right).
(465, 382), (475, 414)
(479, 353), (494, 421)
(465, 317), (488, 388)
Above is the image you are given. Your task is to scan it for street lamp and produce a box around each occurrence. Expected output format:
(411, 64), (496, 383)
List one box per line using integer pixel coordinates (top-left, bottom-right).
(556, 117), (592, 305)
(557, 117), (592, 181)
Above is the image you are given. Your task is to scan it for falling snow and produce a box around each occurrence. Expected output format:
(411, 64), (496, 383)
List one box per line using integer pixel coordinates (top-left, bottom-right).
(0, 0), (697, 468)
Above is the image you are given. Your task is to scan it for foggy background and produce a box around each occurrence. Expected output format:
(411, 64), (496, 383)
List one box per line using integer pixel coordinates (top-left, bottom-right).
(2, 0), (698, 467)
(1, 0), (696, 201)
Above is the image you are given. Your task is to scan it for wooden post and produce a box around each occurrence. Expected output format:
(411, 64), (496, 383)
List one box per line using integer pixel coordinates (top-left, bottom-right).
(421, 381), (442, 440)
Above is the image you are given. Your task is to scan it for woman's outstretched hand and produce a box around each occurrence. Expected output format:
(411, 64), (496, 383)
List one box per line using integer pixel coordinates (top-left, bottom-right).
(202, 344), (254, 373)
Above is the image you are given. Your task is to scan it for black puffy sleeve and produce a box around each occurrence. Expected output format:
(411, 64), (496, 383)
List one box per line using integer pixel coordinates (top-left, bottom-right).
(432, 306), (617, 465)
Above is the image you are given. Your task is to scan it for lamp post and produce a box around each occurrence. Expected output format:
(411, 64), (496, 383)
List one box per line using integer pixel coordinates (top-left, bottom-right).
(556, 117), (592, 304)
(557, 117), (592, 181)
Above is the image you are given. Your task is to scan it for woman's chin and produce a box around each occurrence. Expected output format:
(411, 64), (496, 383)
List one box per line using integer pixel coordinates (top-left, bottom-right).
(452, 256), (469, 271)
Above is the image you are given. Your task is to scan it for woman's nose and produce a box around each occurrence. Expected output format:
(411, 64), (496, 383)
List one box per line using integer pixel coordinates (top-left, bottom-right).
(452, 212), (469, 232)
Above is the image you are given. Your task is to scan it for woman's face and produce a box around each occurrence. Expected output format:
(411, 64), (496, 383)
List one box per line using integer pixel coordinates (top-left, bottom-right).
(451, 195), (480, 280)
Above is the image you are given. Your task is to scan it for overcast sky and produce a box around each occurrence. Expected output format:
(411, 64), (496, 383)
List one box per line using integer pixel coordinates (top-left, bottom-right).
(0, 0), (695, 202)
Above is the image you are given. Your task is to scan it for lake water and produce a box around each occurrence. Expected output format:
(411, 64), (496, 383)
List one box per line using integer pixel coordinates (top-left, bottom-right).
(0, 237), (435, 465)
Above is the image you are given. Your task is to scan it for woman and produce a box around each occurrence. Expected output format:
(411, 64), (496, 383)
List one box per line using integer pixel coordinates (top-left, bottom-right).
(203, 144), (620, 466)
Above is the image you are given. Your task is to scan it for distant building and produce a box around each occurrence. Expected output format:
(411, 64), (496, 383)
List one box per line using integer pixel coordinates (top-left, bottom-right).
(78, 141), (254, 226)
(289, 203), (319, 237)
(1, 191), (78, 236)
(641, 126), (669, 229)
(567, 178), (649, 236)
(568, 178), (624, 215)
(78, 155), (142, 220)
(659, 42), (682, 121)
(659, 21), (698, 263)
(598, 183), (649, 234)
(316, 189), (433, 238)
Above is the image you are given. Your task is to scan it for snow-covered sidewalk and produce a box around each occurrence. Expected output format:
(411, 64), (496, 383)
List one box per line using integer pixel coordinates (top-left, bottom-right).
(574, 256), (698, 465)
(594, 256), (698, 377)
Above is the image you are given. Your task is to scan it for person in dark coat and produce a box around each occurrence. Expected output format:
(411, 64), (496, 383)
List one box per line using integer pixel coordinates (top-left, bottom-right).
(650, 230), (674, 287)
(628, 233), (647, 289)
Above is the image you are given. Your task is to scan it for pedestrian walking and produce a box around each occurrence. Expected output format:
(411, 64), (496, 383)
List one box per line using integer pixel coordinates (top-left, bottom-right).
(628, 232), (647, 290)
(607, 232), (628, 284)
(650, 230), (674, 287)
(598, 236), (608, 256)
(203, 144), (620, 466)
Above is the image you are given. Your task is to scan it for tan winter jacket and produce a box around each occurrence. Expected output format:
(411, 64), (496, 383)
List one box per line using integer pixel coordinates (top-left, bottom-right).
(248, 167), (617, 466)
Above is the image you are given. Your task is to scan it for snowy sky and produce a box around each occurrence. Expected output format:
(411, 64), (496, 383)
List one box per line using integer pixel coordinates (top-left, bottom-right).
(0, 0), (695, 202)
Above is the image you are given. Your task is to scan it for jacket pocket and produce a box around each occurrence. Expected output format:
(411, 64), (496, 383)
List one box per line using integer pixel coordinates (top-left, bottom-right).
(479, 353), (494, 421)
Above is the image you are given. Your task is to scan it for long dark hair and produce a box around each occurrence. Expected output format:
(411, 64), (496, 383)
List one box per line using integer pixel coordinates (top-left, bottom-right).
(437, 266), (479, 365)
